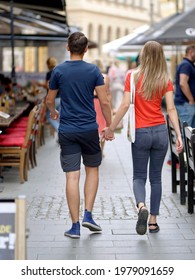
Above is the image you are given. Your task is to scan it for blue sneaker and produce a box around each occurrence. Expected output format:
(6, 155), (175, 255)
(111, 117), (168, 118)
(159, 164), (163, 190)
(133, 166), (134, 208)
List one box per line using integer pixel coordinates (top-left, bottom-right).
(82, 210), (102, 232)
(64, 221), (80, 239)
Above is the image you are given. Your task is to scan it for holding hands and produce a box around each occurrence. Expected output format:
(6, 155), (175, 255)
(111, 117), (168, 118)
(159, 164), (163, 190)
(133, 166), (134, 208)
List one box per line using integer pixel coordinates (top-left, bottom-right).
(101, 127), (115, 141)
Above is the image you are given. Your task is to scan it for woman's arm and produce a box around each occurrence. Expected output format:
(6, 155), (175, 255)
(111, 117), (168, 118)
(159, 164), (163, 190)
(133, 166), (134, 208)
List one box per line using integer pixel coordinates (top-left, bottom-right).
(165, 90), (183, 154)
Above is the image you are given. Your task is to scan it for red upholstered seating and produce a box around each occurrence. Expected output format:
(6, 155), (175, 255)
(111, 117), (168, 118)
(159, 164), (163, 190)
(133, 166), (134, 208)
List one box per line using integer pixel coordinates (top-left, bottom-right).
(10, 121), (28, 128)
(0, 130), (26, 137)
(0, 136), (26, 147)
(4, 127), (26, 133)
(0, 104), (40, 183)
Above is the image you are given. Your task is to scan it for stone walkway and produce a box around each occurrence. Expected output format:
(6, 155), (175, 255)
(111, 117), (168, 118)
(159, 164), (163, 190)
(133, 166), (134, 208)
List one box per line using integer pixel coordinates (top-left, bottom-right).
(1, 118), (195, 260)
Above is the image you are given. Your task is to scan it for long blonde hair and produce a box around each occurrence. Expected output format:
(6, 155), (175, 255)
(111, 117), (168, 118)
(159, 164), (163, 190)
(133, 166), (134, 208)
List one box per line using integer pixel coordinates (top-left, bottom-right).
(134, 41), (169, 100)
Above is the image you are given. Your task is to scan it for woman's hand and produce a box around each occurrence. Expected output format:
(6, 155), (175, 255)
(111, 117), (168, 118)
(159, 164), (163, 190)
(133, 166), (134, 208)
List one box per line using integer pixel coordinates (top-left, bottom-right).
(101, 127), (115, 141)
(176, 135), (183, 154)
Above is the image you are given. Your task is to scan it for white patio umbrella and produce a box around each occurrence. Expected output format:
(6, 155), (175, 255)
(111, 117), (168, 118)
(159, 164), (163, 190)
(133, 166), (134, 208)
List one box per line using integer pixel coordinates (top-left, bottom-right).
(102, 25), (149, 55)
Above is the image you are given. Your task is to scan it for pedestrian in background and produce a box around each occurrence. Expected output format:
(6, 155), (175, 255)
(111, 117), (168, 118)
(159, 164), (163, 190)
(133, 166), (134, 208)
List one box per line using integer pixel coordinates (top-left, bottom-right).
(93, 59), (112, 156)
(36, 57), (60, 133)
(45, 57), (60, 133)
(46, 32), (112, 238)
(174, 45), (195, 128)
(103, 41), (183, 235)
(108, 61), (125, 113)
(167, 45), (195, 167)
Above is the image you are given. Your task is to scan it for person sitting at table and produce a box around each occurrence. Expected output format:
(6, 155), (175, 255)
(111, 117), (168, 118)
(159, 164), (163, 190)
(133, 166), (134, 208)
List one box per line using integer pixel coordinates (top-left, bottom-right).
(0, 73), (5, 95)
(36, 57), (60, 134)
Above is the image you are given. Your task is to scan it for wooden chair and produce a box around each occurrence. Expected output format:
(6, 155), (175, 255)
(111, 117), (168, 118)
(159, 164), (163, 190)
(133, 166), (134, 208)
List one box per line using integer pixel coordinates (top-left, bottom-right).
(37, 98), (47, 148)
(29, 100), (44, 168)
(183, 122), (195, 214)
(166, 114), (187, 205)
(0, 105), (39, 183)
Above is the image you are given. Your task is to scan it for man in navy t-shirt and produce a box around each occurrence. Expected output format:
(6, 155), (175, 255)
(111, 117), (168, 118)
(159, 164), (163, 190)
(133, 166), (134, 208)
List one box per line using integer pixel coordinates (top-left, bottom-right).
(174, 45), (195, 128)
(46, 32), (112, 238)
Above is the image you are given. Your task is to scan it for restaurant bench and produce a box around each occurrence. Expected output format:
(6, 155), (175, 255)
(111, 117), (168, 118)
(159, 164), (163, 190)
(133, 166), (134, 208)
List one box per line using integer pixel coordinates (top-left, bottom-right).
(183, 122), (195, 214)
(166, 114), (187, 205)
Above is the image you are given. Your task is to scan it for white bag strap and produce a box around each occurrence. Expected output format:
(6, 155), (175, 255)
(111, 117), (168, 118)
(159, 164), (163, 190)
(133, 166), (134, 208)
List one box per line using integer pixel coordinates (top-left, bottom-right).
(130, 71), (135, 104)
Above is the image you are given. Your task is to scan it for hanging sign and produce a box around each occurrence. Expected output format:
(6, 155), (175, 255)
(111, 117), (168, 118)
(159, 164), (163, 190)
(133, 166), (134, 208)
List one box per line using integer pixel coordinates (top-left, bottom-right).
(0, 199), (16, 260)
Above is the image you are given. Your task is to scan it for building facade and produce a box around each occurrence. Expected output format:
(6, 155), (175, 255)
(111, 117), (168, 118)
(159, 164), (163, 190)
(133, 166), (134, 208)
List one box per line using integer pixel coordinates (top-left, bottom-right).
(66, 0), (164, 62)
(1, 1), (194, 75)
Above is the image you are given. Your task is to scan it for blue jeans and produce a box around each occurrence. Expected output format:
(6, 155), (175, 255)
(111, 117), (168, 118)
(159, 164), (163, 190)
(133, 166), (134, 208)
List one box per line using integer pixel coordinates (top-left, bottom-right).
(176, 103), (195, 128)
(46, 97), (60, 132)
(132, 124), (168, 215)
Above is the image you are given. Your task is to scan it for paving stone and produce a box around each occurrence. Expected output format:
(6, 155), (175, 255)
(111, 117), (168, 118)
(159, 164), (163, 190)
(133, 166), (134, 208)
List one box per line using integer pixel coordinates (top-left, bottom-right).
(1, 126), (195, 260)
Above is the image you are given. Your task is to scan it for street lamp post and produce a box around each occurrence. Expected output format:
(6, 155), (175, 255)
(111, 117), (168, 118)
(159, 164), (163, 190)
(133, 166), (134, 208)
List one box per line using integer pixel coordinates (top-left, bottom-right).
(10, 0), (16, 85)
(150, 0), (154, 26)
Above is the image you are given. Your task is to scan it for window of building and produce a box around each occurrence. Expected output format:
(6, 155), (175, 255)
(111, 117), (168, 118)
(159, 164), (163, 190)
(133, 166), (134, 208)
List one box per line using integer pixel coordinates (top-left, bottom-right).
(24, 47), (36, 72)
(98, 25), (103, 55)
(2, 47), (24, 72)
(107, 26), (112, 42)
(116, 27), (121, 39)
(124, 28), (129, 35)
(38, 47), (48, 72)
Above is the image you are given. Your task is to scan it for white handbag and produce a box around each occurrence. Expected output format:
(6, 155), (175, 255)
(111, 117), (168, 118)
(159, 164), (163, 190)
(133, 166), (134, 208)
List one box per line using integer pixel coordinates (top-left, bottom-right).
(127, 71), (136, 143)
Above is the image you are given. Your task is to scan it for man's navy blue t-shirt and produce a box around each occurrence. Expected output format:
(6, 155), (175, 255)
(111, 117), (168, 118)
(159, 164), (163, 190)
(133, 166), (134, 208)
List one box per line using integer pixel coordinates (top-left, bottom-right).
(49, 60), (104, 133)
(174, 58), (195, 105)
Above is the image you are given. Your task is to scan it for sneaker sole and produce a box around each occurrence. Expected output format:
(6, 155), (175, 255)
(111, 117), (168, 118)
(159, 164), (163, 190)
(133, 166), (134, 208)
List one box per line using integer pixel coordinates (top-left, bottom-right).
(64, 233), (80, 239)
(82, 222), (102, 232)
(136, 209), (148, 235)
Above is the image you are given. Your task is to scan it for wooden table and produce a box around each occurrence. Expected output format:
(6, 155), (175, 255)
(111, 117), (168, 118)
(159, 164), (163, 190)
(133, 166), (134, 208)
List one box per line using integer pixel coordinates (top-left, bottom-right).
(0, 102), (30, 128)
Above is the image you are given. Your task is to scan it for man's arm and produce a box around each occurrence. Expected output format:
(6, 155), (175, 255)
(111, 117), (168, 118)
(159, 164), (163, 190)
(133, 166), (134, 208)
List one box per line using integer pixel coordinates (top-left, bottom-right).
(46, 89), (59, 120)
(179, 73), (195, 104)
(95, 84), (112, 126)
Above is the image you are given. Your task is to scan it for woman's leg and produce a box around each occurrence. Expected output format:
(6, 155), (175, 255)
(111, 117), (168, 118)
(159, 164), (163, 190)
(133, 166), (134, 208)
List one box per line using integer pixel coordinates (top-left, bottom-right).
(132, 128), (152, 207)
(132, 128), (152, 235)
(148, 125), (168, 231)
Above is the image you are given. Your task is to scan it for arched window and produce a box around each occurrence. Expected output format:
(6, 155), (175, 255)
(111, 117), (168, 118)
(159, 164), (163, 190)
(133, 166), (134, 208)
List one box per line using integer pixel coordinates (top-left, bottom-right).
(124, 28), (129, 36)
(116, 27), (121, 39)
(88, 23), (93, 41)
(107, 26), (112, 43)
(98, 25), (103, 55)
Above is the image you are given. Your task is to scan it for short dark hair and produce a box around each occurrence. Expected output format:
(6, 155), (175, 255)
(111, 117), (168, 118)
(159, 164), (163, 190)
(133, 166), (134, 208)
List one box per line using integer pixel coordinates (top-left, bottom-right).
(185, 45), (195, 54)
(68, 32), (88, 55)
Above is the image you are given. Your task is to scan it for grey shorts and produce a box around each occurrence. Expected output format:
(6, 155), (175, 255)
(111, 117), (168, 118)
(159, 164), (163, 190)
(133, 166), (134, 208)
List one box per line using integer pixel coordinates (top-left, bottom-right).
(59, 130), (102, 172)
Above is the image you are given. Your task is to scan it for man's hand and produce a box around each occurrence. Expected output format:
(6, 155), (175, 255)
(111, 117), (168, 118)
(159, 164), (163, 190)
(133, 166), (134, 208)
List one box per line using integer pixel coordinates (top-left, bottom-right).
(101, 127), (115, 141)
(50, 110), (59, 120)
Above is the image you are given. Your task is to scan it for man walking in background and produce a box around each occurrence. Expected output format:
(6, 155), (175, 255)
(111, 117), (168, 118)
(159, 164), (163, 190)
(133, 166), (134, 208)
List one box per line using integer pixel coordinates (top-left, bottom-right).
(46, 32), (112, 238)
(174, 45), (195, 128)
(167, 45), (195, 167)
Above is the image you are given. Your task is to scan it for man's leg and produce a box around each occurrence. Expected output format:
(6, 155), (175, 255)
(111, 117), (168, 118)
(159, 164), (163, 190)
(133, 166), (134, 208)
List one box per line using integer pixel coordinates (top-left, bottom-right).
(176, 103), (195, 128)
(59, 132), (82, 239)
(66, 170), (80, 223)
(84, 166), (99, 211)
(76, 130), (102, 231)
(64, 170), (81, 238)
(82, 166), (102, 231)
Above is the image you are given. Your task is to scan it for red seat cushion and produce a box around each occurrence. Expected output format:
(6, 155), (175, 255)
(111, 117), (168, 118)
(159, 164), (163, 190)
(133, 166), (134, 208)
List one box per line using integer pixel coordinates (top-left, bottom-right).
(0, 136), (26, 147)
(4, 130), (26, 137)
(5, 128), (26, 133)
(10, 122), (28, 128)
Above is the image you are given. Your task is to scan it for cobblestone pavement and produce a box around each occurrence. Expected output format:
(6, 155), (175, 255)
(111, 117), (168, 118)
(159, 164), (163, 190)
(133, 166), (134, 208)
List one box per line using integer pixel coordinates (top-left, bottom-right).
(1, 119), (195, 260)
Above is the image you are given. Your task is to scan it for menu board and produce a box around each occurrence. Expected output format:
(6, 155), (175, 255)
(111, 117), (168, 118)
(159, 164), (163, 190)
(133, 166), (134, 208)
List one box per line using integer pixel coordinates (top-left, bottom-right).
(0, 200), (16, 260)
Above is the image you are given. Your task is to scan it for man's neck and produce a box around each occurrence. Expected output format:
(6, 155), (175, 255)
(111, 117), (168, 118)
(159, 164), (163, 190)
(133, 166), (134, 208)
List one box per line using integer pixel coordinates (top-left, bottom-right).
(70, 53), (84, 61)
